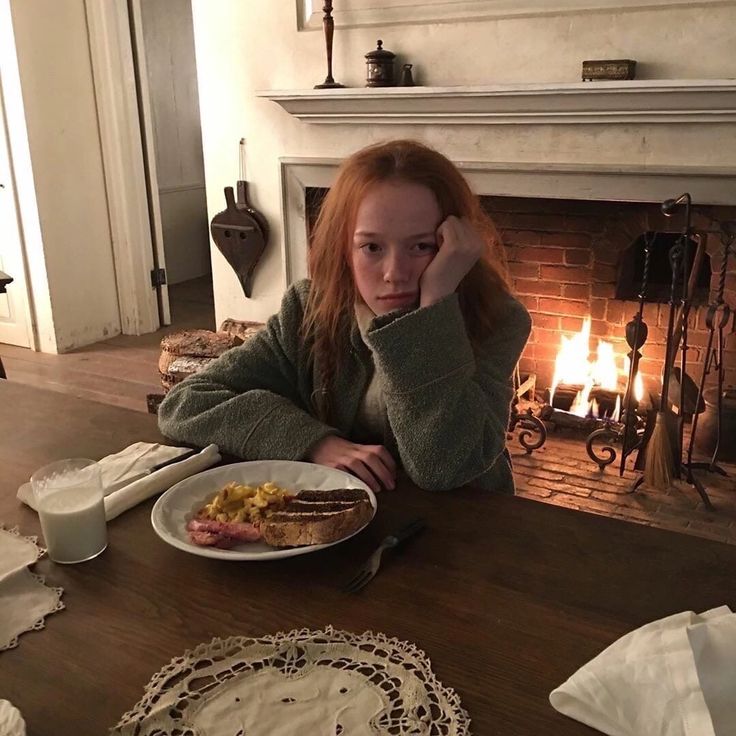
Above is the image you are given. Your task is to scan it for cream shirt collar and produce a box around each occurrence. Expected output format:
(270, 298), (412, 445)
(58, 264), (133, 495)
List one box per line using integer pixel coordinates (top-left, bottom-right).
(354, 301), (376, 342)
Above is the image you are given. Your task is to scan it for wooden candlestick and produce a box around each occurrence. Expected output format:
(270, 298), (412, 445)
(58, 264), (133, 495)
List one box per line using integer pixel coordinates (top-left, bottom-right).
(315, 1), (345, 89)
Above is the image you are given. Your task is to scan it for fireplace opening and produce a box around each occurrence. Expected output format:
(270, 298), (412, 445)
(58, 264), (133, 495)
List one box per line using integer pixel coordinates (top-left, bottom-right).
(615, 233), (712, 304)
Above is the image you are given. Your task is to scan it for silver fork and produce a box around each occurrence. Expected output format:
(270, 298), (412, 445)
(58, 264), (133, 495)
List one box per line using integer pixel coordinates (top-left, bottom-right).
(342, 518), (426, 593)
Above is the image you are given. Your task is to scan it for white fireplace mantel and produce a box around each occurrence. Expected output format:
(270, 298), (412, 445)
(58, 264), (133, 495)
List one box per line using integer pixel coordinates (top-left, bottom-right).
(278, 157), (736, 285)
(259, 79), (736, 125)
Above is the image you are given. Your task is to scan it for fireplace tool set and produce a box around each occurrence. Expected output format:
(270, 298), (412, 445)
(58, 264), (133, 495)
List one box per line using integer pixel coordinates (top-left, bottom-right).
(624, 196), (734, 509)
(614, 195), (734, 509)
(511, 194), (734, 508)
(640, 194), (700, 492)
(685, 222), (735, 489)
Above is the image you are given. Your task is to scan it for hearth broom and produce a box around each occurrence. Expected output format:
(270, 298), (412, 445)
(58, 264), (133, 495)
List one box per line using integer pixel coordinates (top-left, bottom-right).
(643, 235), (684, 489)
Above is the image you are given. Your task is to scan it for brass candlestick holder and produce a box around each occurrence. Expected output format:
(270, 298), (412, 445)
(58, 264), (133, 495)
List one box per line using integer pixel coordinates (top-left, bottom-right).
(315, 1), (344, 89)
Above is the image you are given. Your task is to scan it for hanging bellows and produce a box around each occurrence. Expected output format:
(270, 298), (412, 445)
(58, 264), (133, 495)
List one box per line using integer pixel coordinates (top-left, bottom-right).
(210, 181), (269, 298)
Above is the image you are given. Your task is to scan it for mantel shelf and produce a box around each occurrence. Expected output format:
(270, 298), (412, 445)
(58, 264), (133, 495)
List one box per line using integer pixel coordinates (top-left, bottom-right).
(258, 80), (736, 125)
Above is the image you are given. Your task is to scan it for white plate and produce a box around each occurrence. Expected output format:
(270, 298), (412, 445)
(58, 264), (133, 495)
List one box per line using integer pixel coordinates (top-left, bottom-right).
(151, 460), (376, 561)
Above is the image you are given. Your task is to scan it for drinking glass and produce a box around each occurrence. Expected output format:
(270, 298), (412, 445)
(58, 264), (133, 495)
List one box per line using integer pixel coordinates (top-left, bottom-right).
(31, 459), (107, 564)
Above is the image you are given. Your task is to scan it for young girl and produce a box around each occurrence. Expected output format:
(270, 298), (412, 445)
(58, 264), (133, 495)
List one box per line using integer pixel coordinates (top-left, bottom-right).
(158, 140), (531, 494)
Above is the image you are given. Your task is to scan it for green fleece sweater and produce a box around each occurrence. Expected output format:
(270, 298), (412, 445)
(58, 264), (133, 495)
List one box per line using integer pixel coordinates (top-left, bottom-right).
(158, 279), (531, 493)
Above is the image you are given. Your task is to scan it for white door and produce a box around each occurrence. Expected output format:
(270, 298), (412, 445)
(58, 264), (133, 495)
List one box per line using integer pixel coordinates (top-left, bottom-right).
(0, 86), (33, 348)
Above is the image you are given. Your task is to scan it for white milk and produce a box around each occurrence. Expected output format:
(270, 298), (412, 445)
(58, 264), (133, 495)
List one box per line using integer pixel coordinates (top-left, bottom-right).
(38, 486), (107, 563)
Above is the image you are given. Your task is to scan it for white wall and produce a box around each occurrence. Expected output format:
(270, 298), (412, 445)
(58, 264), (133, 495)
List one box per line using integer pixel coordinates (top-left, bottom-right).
(10, 0), (121, 352)
(141, 0), (210, 285)
(191, 1), (736, 326)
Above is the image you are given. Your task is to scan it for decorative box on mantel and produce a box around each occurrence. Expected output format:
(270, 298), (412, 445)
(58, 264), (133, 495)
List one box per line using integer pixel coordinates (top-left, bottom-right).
(258, 80), (736, 126)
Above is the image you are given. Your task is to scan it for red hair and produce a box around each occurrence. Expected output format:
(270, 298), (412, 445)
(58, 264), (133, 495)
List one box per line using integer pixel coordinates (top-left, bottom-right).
(303, 139), (510, 418)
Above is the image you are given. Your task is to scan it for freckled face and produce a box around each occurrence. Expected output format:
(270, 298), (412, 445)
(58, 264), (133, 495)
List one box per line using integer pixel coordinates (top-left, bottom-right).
(351, 180), (442, 315)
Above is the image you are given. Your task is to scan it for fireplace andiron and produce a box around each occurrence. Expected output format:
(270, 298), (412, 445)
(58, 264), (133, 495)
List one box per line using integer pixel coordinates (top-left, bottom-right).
(582, 233), (653, 474)
(616, 232), (654, 476)
(508, 368), (547, 455)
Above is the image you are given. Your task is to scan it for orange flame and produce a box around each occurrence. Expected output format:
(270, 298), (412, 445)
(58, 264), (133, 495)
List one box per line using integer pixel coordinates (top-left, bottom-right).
(550, 317), (623, 418)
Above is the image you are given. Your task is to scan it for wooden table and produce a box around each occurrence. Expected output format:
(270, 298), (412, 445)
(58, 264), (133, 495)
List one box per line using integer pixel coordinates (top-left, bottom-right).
(2, 380), (735, 735)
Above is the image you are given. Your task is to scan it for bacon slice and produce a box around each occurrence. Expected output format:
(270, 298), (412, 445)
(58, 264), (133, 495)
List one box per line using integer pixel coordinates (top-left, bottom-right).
(187, 530), (239, 548)
(186, 517), (262, 547)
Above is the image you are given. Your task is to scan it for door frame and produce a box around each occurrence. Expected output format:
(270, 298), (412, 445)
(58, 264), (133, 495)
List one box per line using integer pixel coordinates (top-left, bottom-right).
(0, 83), (34, 349)
(0, 0), (38, 350)
(84, 0), (169, 334)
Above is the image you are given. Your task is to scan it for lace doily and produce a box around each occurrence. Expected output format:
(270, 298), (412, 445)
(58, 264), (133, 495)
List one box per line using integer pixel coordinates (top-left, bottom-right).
(0, 526), (65, 651)
(112, 626), (471, 735)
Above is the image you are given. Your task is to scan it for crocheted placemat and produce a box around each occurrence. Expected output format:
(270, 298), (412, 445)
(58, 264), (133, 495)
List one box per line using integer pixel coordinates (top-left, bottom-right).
(112, 626), (471, 735)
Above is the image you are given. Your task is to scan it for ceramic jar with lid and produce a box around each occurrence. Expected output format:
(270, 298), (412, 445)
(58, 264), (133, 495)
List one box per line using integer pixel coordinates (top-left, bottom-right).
(365, 40), (395, 87)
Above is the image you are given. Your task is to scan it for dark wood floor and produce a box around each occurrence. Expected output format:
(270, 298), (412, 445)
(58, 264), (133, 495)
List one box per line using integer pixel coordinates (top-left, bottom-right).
(0, 276), (215, 413)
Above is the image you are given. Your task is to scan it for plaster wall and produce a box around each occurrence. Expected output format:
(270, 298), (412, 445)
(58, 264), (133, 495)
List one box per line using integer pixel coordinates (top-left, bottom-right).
(191, 1), (736, 325)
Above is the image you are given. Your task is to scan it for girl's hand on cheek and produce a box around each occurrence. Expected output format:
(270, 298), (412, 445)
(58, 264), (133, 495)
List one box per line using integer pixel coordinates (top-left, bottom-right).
(419, 216), (484, 308)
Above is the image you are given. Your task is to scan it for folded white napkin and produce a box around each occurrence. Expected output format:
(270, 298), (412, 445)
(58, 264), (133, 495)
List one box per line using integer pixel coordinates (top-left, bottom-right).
(0, 698), (27, 735)
(550, 606), (736, 736)
(17, 443), (221, 521)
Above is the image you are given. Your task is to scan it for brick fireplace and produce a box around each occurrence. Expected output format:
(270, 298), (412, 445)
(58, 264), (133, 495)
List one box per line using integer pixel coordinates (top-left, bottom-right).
(485, 191), (736, 543)
(485, 195), (736, 402)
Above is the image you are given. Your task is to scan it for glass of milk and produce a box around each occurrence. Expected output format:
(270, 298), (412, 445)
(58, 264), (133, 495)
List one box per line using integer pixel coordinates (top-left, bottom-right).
(31, 459), (108, 564)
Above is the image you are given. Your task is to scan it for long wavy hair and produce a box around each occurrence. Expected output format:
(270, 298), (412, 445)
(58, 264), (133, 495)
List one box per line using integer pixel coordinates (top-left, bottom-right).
(303, 139), (511, 420)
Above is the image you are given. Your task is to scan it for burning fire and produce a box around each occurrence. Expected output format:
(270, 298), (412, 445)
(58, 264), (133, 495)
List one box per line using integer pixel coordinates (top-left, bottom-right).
(549, 318), (643, 420)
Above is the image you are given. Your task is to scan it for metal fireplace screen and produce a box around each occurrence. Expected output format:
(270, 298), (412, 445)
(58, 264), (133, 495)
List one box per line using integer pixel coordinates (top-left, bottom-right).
(616, 232), (711, 304)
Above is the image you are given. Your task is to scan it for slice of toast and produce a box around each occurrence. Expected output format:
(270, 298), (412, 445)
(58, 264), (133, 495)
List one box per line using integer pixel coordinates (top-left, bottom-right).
(260, 488), (373, 547)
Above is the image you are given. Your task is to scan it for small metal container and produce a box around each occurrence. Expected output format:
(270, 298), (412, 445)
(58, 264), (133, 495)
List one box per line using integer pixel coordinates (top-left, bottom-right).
(365, 40), (395, 87)
(693, 387), (736, 462)
(582, 59), (637, 82)
(400, 63), (415, 87)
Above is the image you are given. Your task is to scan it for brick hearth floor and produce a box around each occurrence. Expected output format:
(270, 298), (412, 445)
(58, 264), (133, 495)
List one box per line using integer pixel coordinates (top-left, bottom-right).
(509, 429), (736, 545)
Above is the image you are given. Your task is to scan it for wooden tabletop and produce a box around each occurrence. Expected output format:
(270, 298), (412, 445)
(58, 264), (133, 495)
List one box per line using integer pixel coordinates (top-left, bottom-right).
(2, 379), (735, 735)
